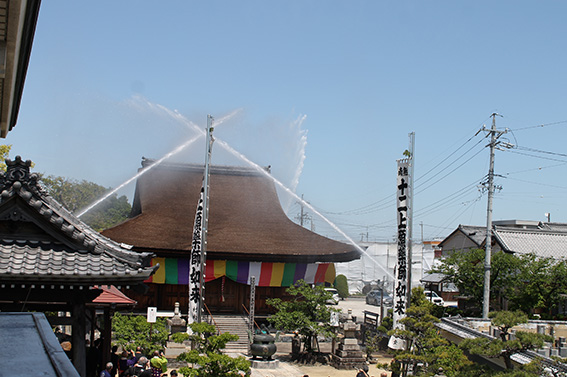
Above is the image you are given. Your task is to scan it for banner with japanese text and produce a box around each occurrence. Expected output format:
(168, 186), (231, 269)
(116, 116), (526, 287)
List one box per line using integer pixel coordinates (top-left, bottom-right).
(187, 185), (205, 328)
(389, 158), (410, 350)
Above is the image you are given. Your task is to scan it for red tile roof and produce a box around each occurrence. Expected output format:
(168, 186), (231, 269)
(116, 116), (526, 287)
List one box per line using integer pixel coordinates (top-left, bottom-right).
(92, 285), (136, 305)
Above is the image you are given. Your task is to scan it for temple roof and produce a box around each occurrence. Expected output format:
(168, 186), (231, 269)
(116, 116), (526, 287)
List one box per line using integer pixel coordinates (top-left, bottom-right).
(0, 156), (157, 285)
(102, 159), (360, 263)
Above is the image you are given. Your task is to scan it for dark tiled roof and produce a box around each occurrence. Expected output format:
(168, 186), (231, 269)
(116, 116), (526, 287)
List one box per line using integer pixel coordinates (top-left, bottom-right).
(0, 156), (157, 285)
(438, 225), (487, 249)
(0, 312), (80, 377)
(102, 160), (360, 263)
(439, 221), (567, 260)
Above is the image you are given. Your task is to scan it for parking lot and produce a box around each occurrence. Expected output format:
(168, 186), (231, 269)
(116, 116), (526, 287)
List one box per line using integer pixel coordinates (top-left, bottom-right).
(335, 295), (387, 322)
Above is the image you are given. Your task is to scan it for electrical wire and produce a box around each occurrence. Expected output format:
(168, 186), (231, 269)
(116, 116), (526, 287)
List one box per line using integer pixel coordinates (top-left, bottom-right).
(515, 145), (567, 158)
(509, 120), (567, 132)
(503, 176), (567, 190)
(502, 149), (567, 163)
(414, 146), (486, 196)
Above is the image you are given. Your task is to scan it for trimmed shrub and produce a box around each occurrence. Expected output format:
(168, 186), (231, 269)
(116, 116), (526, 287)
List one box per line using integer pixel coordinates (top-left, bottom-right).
(334, 274), (349, 299)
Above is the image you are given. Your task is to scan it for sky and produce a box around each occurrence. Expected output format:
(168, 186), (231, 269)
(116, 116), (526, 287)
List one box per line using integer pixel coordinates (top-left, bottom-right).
(6, 1), (567, 244)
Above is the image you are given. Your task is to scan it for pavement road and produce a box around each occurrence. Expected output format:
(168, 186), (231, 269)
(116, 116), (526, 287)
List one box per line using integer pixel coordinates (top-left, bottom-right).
(335, 295), (386, 322)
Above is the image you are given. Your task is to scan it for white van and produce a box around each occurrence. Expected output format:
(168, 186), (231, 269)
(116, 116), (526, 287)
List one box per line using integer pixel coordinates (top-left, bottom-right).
(424, 290), (445, 306)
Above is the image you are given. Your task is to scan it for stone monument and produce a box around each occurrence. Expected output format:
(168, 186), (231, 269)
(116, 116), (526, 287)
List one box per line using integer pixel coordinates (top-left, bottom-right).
(167, 302), (187, 334)
(331, 309), (366, 370)
(165, 302), (188, 358)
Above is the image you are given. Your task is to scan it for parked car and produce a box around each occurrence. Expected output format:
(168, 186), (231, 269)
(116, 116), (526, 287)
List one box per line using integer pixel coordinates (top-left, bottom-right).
(324, 287), (340, 305)
(365, 289), (393, 307)
(424, 290), (445, 306)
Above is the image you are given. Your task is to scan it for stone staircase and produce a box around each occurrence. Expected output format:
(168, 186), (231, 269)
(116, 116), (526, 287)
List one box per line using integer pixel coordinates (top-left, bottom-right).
(212, 314), (250, 354)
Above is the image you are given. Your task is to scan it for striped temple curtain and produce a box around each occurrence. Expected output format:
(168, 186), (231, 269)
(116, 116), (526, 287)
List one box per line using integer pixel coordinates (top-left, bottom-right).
(145, 258), (336, 287)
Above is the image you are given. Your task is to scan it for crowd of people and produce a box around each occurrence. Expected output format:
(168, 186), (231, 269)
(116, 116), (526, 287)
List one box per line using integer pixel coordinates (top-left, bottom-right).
(100, 346), (177, 377)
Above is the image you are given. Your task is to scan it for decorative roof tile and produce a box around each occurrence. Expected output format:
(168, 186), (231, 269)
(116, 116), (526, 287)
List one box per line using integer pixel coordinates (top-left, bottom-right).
(0, 156), (157, 284)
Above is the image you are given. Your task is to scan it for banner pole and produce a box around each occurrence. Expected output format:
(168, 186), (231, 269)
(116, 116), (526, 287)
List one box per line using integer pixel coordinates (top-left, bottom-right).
(199, 115), (214, 323)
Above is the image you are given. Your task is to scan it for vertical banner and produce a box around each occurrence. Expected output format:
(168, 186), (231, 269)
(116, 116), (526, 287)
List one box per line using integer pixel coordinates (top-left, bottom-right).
(188, 185), (205, 330)
(389, 159), (410, 350)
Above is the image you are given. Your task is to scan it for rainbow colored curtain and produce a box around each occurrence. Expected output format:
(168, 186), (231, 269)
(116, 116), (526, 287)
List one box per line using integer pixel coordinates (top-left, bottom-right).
(145, 258), (335, 287)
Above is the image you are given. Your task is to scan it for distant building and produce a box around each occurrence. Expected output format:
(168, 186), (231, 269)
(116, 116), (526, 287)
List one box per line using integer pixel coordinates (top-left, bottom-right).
(439, 220), (567, 259)
(335, 240), (440, 294)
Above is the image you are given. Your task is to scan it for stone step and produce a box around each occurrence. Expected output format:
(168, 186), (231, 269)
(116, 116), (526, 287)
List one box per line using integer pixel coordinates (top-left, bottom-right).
(210, 315), (251, 351)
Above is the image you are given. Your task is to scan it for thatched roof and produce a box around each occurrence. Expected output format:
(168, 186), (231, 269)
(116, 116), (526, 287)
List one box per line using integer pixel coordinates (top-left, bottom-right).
(102, 159), (360, 263)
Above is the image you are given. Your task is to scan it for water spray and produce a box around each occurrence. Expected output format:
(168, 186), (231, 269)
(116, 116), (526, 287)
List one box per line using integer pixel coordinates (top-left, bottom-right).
(76, 134), (204, 218)
(78, 101), (391, 279)
(214, 137), (394, 280)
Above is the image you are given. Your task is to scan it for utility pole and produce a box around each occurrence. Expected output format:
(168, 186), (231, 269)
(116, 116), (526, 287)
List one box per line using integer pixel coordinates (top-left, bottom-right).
(482, 113), (506, 319)
(296, 194), (311, 228)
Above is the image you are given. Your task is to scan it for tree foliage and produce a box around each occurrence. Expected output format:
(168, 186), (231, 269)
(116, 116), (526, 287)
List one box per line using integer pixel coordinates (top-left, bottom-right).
(176, 322), (250, 377)
(111, 313), (169, 355)
(0, 144), (12, 171)
(385, 287), (473, 377)
(507, 254), (567, 316)
(40, 175), (131, 231)
(267, 280), (340, 353)
(334, 274), (349, 299)
(460, 310), (553, 372)
(436, 249), (567, 317)
(0, 145), (128, 231)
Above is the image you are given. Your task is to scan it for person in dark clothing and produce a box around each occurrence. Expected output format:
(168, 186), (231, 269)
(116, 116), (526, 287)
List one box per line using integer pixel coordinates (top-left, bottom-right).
(134, 346), (145, 361)
(356, 365), (369, 377)
(127, 357), (148, 377)
(110, 346), (119, 377)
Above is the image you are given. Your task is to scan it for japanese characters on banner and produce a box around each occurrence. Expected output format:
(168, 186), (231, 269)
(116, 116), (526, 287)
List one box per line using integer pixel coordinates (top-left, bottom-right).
(389, 159), (410, 350)
(188, 185), (205, 329)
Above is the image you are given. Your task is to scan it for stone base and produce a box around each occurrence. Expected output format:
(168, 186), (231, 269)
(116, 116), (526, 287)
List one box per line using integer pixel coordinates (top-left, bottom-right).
(250, 359), (280, 369)
(330, 354), (366, 370)
(165, 341), (188, 358)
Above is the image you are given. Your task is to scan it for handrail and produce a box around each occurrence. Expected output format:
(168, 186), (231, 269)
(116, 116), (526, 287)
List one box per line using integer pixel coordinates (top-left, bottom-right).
(203, 303), (220, 335)
(241, 304), (261, 331)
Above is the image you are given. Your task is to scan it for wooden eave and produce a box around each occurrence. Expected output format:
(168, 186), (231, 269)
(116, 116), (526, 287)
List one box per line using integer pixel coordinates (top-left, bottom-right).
(0, 0), (41, 137)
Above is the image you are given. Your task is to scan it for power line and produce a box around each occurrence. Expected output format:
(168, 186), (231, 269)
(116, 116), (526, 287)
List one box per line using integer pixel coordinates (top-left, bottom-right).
(503, 149), (567, 163)
(414, 146), (486, 196)
(509, 120), (567, 132)
(504, 162), (567, 176)
(515, 145), (567, 158)
(503, 176), (567, 190)
(415, 130), (485, 183)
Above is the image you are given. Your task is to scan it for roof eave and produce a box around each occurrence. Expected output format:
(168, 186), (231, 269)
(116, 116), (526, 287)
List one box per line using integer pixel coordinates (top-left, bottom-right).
(0, 0), (41, 138)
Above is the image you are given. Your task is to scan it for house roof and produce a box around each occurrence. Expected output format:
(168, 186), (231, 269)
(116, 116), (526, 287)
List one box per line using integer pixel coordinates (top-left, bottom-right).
(438, 225), (487, 249)
(439, 221), (567, 260)
(0, 156), (157, 285)
(0, 312), (80, 377)
(421, 272), (447, 284)
(493, 226), (567, 259)
(102, 159), (360, 263)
